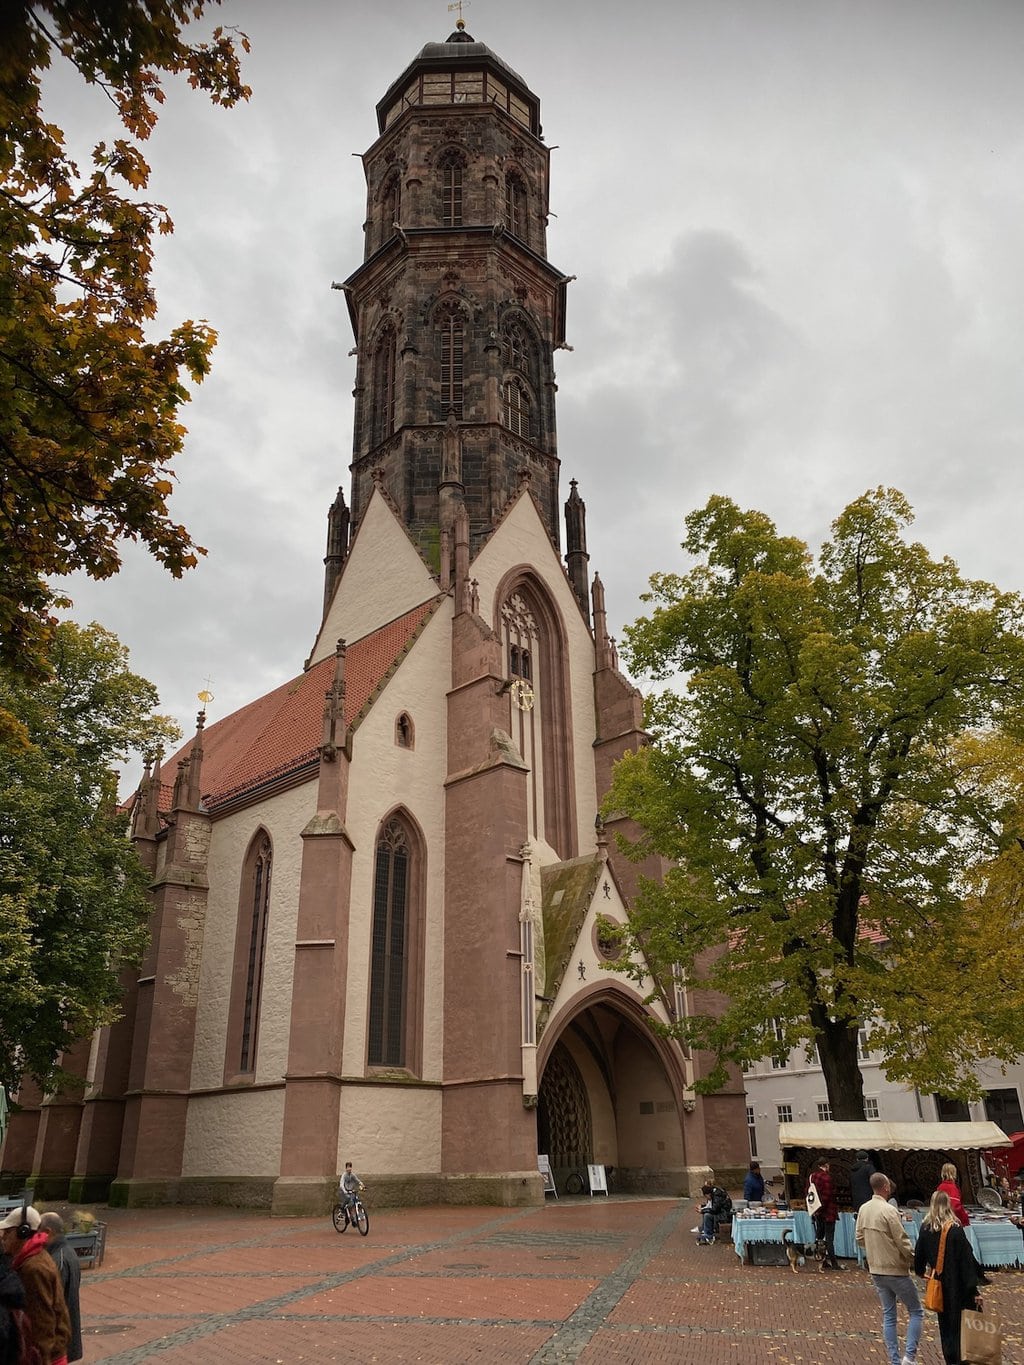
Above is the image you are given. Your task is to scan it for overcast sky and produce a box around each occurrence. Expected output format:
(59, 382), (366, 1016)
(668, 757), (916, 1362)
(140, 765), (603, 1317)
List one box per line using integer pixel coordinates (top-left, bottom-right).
(49, 0), (1024, 789)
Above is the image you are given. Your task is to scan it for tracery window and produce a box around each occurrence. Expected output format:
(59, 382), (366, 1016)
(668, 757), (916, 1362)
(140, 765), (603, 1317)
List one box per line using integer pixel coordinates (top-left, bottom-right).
(505, 173), (527, 241)
(233, 831), (272, 1076)
(372, 324), (397, 444)
(439, 152), (464, 227)
(503, 377), (532, 438)
(438, 305), (465, 418)
(503, 321), (530, 374)
(368, 816), (423, 1068)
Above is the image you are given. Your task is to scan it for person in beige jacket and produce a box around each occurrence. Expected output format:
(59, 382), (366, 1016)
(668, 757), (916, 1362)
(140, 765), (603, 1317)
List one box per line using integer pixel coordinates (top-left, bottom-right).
(855, 1172), (923, 1365)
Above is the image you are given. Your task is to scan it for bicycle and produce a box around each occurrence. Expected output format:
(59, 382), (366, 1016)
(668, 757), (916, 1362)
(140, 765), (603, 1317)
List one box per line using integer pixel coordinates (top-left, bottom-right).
(332, 1189), (369, 1236)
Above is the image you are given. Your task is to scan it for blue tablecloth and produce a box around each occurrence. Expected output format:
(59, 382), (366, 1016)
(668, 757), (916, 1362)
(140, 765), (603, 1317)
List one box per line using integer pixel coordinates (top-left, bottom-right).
(852, 1210), (1023, 1269)
(731, 1215), (796, 1260)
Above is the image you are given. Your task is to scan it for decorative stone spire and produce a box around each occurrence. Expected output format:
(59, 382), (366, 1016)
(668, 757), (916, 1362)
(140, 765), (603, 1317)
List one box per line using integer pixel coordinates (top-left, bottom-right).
(564, 479), (590, 624)
(453, 503), (471, 614)
(323, 486), (350, 615)
(131, 752), (163, 842)
(185, 709), (206, 810)
(321, 639), (347, 761)
(592, 571), (615, 671)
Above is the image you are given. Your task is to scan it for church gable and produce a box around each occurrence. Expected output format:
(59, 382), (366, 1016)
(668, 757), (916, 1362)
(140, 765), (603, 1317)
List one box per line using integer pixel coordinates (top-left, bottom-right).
(161, 598), (441, 814)
(310, 485), (438, 667)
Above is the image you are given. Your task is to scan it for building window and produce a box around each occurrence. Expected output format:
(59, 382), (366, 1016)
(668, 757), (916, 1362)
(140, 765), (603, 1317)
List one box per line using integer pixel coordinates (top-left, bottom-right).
(864, 1097), (880, 1120)
(369, 819), (409, 1066)
(505, 172), (527, 240)
(747, 1105), (758, 1158)
(381, 172), (401, 247)
(395, 712), (414, 749)
(934, 1094), (971, 1122)
(777, 1103), (793, 1125)
(502, 377), (532, 437)
(817, 1101), (832, 1122)
(224, 829), (273, 1081)
(438, 306), (464, 418)
(440, 152), (463, 227)
(372, 324), (397, 445)
(770, 1017), (787, 1070)
(984, 1087), (1023, 1133)
(858, 1029), (871, 1061)
(503, 320), (532, 375)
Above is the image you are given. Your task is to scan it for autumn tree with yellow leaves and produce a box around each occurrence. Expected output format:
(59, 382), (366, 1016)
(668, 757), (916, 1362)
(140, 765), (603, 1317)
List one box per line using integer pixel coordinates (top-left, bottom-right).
(0, 1), (249, 731)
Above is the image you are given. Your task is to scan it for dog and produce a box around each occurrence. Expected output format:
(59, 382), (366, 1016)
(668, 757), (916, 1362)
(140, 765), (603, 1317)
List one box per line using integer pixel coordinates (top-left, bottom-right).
(782, 1228), (827, 1273)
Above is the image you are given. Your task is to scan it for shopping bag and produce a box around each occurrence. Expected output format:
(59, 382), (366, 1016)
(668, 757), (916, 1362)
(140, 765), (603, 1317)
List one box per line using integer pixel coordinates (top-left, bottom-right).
(960, 1302), (1002, 1364)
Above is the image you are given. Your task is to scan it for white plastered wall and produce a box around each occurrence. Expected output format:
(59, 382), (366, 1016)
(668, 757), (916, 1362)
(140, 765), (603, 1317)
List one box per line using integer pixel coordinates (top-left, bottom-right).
(470, 492), (600, 854)
(309, 489), (437, 667)
(334, 599), (452, 1171)
(182, 780), (314, 1176)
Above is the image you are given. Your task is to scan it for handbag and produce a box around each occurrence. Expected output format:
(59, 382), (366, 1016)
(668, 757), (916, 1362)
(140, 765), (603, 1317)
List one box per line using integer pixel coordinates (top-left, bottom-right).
(960, 1300), (1002, 1364)
(923, 1223), (949, 1312)
(805, 1179), (820, 1214)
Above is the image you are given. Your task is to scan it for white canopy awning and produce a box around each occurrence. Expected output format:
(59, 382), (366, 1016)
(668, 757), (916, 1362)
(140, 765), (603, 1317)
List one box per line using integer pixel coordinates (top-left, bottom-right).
(779, 1120), (1011, 1152)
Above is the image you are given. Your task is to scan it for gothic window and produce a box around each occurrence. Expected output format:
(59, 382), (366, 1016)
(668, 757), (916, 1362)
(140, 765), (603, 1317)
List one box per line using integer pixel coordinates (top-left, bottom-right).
(439, 151), (464, 227)
(381, 172), (401, 247)
(505, 172), (527, 241)
(503, 377), (532, 438)
(225, 830), (273, 1079)
(367, 813), (424, 1071)
(372, 324), (397, 445)
(437, 305), (465, 418)
(502, 320), (531, 374)
(395, 712), (414, 748)
(499, 580), (576, 857)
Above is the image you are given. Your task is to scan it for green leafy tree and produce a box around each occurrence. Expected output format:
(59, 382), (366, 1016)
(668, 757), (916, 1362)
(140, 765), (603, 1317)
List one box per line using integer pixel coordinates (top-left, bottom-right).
(0, 620), (178, 1095)
(604, 488), (1024, 1118)
(0, 1), (249, 705)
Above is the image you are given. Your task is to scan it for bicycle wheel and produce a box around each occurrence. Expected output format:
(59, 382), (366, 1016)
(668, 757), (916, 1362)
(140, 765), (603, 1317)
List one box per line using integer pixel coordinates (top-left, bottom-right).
(331, 1203), (348, 1233)
(564, 1171), (585, 1196)
(354, 1200), (369, 1236)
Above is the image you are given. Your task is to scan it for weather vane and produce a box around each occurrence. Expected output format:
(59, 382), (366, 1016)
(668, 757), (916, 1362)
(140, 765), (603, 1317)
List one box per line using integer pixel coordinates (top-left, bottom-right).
(197, 677), (215, 712)
(448, 0), (470, 27)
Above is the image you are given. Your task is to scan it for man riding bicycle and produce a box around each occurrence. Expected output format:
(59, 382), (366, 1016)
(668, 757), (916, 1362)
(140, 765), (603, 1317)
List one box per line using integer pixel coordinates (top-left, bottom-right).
(339, 1162), (364, 1213)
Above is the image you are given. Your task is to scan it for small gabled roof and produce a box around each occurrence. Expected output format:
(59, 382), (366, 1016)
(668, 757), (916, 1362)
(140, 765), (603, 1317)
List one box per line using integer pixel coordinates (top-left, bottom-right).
(160, 598), (440, 813)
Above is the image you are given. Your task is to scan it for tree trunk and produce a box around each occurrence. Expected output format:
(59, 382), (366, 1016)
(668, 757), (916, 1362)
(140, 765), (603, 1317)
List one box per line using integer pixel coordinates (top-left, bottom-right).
(816, 1020), (865, 1121)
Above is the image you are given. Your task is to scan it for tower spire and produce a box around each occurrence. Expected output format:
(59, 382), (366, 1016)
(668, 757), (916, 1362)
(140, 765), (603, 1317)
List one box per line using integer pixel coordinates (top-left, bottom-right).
(564, 478), (590, 623)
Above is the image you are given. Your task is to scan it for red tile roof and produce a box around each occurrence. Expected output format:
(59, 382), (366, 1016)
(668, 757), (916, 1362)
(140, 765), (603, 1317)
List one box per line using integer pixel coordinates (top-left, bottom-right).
(157, 598), (441, 813)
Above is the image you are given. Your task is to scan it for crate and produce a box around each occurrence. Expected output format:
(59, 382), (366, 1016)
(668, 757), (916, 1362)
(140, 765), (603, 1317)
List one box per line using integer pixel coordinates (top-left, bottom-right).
(748, 1239), (791, 1267)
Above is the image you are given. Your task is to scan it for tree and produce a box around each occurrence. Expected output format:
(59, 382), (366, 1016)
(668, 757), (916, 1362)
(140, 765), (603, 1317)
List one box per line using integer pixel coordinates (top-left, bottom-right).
(0, 620), (178, 1095)
(604, 488), (1024, 1119)
(0, 1), (249, 697)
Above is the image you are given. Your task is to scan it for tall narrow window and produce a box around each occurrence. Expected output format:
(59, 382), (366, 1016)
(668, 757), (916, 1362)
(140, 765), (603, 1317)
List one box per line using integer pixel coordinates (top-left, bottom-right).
(505, 173), (527, 241)
(440, 154), (463, 227)
(503, 321), (531, 374)
(372, 324), (397, 444)
(438, 306), (464, 418)
(382, 173), (401, 247)
(236, 833), (272, 1074)
(503, 378), (532, 437)
(369, 819), (410, 1066)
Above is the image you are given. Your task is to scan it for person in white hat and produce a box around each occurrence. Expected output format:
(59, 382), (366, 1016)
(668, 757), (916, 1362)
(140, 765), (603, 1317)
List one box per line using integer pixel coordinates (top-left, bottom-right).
(0, 1204), (70, 1364)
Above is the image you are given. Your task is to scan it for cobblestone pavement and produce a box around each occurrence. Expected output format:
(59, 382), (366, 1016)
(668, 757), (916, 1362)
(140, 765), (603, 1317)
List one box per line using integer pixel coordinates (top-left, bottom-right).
(76, 1198), (1023, 1363)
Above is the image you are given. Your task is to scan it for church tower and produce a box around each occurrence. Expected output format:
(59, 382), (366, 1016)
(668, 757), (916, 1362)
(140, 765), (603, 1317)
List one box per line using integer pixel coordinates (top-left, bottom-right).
(336, 21), (569, 578)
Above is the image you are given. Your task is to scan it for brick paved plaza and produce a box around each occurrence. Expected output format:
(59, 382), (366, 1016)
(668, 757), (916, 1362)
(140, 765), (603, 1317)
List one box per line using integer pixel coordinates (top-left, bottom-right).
(77, 1197), (1022, 1363)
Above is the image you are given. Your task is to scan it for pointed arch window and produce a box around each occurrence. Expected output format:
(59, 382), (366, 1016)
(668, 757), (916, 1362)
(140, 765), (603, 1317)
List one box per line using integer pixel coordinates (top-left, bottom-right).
(503, 377), (532, 438)
(368, 815), (425, 1072)
(372, 324), (397, 444)
(439, 152), (464, 227)
(225, 830), (273, 1080)
(438, 306), (465, 418)
(503, 321), (531, 374)
(505, 172), (527, 241)
(382, 172), (401, 247)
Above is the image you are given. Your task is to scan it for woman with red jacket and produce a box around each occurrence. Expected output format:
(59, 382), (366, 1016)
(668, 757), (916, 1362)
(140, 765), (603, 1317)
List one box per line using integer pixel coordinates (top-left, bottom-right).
(808, 1157), (844, 1270)
(935, 1163), (971, 1226)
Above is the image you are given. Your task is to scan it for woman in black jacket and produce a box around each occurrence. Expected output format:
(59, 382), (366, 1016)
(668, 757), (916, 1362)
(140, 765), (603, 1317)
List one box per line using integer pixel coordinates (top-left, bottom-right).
(914, 1191), (988, 1363)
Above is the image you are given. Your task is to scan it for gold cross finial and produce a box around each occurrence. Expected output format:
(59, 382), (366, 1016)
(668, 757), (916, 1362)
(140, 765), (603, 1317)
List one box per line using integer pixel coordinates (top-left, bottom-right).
(448, 0), (470, 28)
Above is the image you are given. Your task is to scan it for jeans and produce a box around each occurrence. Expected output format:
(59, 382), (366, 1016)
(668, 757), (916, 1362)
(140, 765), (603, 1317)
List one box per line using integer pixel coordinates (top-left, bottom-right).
(871, 1274), (923, 1365)
(701, 1208), (716, 1239)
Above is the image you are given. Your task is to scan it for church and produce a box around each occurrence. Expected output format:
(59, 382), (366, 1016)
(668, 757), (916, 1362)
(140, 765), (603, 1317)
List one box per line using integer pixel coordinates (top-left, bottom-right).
(3, 22), (747, 1211)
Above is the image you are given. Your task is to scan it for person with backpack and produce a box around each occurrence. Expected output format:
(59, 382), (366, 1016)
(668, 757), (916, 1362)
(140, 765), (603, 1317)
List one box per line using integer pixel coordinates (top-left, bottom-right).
(0, 1207), (69, 1365)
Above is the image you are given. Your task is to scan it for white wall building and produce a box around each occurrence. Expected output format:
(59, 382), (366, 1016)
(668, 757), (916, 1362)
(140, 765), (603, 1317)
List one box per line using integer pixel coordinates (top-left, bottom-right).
(744, 1029), (1024, 1174)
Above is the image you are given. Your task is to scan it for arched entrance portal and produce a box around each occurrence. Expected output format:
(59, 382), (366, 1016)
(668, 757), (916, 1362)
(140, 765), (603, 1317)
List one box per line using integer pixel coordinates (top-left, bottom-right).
(537, 994), (687, 1195)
